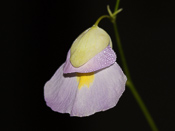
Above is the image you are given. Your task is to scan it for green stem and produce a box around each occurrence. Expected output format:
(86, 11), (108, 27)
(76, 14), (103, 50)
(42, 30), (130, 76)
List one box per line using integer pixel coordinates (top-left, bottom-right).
(114, 0), (120, 12)
(113, 0), (159, 131)
(113, 20), (158, 131)
(113, 23), (131, 81)
(126, 81), (159, 131)
(94, 15), (110, 26)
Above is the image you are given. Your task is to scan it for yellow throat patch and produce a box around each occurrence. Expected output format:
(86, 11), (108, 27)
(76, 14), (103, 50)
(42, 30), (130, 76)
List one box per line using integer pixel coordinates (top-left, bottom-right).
(76, 72), (95, 89)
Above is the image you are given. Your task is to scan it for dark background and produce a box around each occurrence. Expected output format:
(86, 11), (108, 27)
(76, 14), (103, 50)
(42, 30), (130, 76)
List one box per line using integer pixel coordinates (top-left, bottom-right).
(2, 0), (175, 130)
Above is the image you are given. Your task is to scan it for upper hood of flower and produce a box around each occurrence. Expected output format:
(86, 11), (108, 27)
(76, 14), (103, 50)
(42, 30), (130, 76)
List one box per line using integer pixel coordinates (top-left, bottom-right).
(70, 26), (112, 67)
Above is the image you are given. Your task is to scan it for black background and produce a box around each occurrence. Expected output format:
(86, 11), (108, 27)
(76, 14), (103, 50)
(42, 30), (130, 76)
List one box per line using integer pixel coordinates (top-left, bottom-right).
(2, 0), (175, 130)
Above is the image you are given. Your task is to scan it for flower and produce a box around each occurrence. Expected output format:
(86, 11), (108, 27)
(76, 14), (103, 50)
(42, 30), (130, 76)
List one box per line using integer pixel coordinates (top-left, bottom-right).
(44, 25), (127, 117)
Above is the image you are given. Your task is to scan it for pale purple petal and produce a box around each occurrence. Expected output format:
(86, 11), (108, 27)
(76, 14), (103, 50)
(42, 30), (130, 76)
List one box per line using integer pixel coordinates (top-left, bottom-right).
(63, 45), (116, 73)
(70, 62), (127, 117)
(44, 62), (126, 117)
(44, 63), (78, 114)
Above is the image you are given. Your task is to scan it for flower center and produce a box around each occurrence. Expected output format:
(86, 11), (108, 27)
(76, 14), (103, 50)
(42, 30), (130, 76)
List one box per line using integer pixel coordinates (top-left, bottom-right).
(76, 72), (95, 89)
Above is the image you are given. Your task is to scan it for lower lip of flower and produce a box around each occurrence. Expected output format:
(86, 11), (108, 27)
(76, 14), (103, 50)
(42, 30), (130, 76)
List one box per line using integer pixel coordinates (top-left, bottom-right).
(76, 72), (95, 89)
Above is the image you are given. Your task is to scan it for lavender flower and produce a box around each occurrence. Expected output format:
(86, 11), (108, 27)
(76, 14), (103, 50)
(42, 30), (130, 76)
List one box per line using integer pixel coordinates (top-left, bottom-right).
(44, 25), (127, 117)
